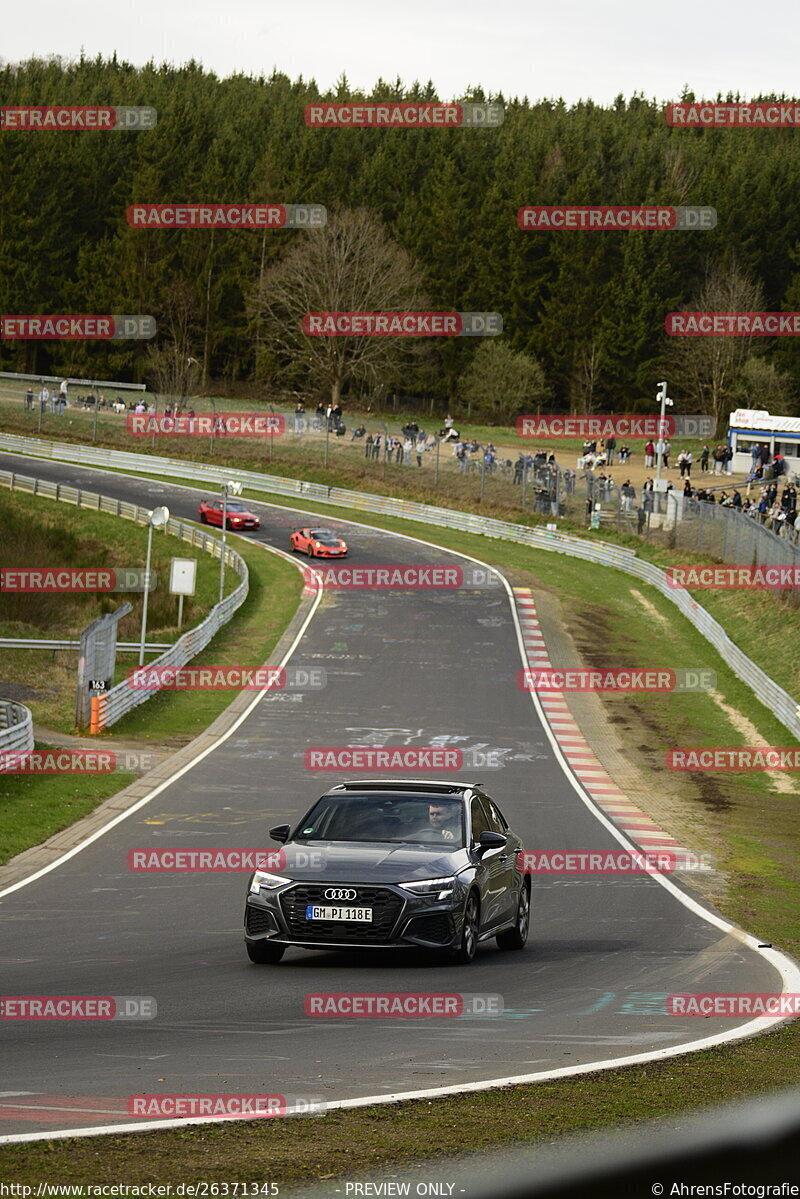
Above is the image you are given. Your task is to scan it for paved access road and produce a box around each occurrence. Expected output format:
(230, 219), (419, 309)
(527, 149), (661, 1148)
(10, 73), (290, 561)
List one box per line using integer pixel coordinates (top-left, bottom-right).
(0, 454), (788, 1138)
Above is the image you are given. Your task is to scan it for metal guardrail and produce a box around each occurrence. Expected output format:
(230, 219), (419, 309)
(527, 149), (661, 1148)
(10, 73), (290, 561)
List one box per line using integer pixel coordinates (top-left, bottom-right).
(0, 639), (172, 652)
(0, 371), (146, 391)
(0, 465), (249, 731)
(0, 701), (34, 770)
(0, 432), (798, 741)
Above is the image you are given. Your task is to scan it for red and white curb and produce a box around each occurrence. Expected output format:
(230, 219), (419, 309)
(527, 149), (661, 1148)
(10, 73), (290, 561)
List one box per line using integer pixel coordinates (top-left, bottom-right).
(514, 588), (698, 867)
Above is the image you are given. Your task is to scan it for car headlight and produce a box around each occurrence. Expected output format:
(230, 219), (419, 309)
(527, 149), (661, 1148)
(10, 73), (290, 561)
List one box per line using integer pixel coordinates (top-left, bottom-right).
(399, 876), (457, 900)
(249, 870), (292, 893)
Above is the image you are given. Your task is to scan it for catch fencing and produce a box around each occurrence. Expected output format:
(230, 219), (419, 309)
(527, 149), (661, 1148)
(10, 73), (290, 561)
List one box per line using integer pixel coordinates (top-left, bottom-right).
(0, 465), (248, 731)
(0, 433), (798, 741)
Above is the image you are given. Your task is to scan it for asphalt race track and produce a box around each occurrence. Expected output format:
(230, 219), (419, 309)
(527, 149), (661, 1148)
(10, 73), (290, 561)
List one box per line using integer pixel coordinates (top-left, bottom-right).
(0, 452), (792, 1139)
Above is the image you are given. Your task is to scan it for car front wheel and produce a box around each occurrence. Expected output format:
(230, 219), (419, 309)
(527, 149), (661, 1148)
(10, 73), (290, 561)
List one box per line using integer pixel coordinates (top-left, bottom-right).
(450, 892), (479, 965)
(246, 941), (285, 965)
(496, 884), (530, 951)
(199, 512), (208, 524)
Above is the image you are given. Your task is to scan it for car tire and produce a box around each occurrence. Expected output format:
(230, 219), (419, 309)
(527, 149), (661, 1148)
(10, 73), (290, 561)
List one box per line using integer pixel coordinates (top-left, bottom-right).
(246, 941), (285, 965)
(496, 883), (530, 951)
(306, 545), (314, 557)
(449, 891), (479, 965)
(199, 512), (208, 524)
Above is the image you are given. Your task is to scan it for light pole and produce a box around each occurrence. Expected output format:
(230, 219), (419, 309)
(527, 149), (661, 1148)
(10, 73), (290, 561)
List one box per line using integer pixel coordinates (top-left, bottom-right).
(324, 415), (330, 468)
(139, 506), (170, 666)
(219, 480), (242, 604)
(381, 422), (388, 479)
(37, 378), (44, 434)
(434, 434), (441, 486)
(655, 380), (673, 493)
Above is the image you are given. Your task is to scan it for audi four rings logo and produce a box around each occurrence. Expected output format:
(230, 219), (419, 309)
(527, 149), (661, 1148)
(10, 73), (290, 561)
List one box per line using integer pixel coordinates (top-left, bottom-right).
(324, 888), (357, 901)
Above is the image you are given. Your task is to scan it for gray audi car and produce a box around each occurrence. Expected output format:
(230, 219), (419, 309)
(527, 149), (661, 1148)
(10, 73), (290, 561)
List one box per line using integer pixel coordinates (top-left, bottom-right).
(243, 779), (529, 965)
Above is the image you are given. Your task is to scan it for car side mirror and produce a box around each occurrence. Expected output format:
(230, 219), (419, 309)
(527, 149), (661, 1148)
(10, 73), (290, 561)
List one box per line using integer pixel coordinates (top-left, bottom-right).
(269, 824), (291, 844)
(475, 830), (506, 856)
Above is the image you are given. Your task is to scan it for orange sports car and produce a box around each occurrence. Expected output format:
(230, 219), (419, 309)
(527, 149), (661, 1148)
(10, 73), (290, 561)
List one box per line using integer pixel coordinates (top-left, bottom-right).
(290, 527), (348, 557)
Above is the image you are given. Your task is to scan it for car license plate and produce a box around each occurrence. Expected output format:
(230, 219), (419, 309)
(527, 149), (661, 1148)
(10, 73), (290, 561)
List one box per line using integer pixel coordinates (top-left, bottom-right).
(306, 905), (373, 922)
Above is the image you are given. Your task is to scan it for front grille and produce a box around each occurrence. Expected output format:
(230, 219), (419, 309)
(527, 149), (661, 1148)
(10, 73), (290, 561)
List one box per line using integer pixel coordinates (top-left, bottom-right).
(280, 884), (403, 944)
(404, 913), (454, 944)
(246, 906), (277, 935)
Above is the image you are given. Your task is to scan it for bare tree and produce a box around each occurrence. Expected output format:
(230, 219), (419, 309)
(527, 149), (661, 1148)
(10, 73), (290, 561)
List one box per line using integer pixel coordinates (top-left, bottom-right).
(569, 337), (604, 414)
(249, 209), (425, 405)
(669, 257), (765, 432)
(144, 282), (203, 410)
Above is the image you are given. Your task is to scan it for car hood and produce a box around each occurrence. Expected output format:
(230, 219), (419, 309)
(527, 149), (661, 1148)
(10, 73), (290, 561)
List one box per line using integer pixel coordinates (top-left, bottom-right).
(279, 840), (468, 883)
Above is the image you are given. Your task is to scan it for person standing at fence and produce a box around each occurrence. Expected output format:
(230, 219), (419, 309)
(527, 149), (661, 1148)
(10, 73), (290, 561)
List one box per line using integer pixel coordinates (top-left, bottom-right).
(645, 439), (655, 469)
(24, 387), (33, 411)
(39, 384), (49, 413)
(700, 445), (709, 472)
(605, 434), (616, 465)
(294, 401), (305, 433)
(621, 480), (636, 512)
(59, 378), (68, 412)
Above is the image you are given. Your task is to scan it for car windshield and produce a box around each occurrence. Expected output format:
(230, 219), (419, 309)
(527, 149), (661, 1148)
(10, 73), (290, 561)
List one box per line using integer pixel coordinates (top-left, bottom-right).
(293, 794), (465, 846)
(310, 529), (339, 543)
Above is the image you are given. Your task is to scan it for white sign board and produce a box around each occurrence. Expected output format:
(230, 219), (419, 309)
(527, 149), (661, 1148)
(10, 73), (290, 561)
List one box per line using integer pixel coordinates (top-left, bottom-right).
(169, 557), (197, 596)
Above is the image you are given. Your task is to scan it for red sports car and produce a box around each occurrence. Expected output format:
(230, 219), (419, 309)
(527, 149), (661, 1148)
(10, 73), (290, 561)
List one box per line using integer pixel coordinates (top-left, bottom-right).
(199, 499), (261, 530)
(290, 527), (348, 557)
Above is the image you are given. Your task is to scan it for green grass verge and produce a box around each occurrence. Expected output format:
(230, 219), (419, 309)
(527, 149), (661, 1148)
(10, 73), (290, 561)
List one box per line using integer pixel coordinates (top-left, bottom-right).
(0, 766), (137, 864)
(0, 529), (302, 864)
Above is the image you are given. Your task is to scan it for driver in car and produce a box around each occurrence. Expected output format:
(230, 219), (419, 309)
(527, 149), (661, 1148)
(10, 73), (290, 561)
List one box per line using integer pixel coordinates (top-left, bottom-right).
(426, 801), (461, 841)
